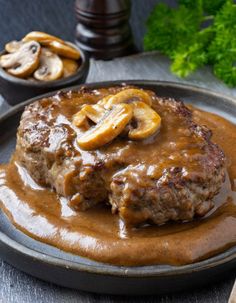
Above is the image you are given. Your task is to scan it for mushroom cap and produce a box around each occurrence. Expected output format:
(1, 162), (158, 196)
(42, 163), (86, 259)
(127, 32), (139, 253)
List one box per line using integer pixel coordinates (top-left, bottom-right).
(48, 41), (80, 60)
(0, 41), (41, 78)
(73, 89), (162, 149)
(62, 58), (79, 77)
(5, 40), (24, 53)
(34, 48), (63, 81)
(23, 31), (80, 60)
(23, 31), (64, 45)
(128, 101), (161, 140)
(101, 88), (153, 109)
(77, 103), (133, 150)
(73, 104), (106, 127)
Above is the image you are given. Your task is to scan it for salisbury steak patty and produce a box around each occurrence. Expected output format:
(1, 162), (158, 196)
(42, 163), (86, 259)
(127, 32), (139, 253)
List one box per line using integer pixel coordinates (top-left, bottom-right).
(15, 86), (226, 225)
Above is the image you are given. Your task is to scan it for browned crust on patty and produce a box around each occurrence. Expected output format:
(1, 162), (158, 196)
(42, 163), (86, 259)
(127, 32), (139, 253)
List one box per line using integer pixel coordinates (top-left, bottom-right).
(15, 85), (226, 225)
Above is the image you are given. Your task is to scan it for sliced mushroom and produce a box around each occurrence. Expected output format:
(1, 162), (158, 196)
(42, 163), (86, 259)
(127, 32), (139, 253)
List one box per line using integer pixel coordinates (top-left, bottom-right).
(82, 104), (105, 124)
(23, 31), (80, 59)
(73, 104), (105, 127)
(98, 95), (113, 107)
(128, 101), (161, 140)
(48, 40), (80, 60)
(77, 103), (133, 150)
(73, 110), (87, 128)
(102, 88), (153, 109)
(23, 31), (64, 44)
(34, 48), (63, 81)
(62, 58), (79, 77)
(5, 40), (24, 53)
(0, 41), (40, 78)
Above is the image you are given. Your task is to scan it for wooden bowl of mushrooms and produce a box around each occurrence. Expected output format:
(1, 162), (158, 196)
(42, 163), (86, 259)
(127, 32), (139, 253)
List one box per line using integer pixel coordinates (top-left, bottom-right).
(0, 31), (88, 105)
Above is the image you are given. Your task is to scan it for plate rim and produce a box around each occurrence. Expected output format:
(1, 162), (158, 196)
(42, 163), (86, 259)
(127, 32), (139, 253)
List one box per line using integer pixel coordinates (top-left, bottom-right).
(1, 79), (236, 121)
(0, 79), (236, 278)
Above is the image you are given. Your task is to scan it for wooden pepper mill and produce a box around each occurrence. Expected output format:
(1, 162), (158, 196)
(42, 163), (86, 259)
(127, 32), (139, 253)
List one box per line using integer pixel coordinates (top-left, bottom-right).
(74, 0), (135, 60)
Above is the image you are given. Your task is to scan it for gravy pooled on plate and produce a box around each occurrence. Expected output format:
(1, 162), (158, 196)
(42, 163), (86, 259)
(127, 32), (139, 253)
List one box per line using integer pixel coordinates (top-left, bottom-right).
(0, 86), (235, 266)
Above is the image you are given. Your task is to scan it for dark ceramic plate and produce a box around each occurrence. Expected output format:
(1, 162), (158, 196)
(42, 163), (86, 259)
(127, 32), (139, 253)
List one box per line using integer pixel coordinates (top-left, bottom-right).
(0, 80), (235, 295)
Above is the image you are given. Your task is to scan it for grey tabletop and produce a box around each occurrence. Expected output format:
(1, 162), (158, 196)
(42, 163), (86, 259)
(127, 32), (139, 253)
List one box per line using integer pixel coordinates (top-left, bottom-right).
(0, 1), (235, 302)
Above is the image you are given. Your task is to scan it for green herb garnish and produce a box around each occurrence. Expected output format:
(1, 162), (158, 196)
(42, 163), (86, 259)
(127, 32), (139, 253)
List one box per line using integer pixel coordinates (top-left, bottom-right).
(144, 0), (236, 86)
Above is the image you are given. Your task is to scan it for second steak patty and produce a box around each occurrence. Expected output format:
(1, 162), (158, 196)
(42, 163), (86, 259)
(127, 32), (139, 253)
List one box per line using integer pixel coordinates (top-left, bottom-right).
(15, 86), (226, 225)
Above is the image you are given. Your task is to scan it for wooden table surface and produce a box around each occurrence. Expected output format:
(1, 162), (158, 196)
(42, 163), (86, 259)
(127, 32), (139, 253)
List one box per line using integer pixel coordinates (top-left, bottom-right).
(0, 0), (235, 302)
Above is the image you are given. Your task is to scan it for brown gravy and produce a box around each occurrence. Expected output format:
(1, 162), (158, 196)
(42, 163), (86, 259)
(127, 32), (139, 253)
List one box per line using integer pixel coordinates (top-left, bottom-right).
(0, 107), (236, 266)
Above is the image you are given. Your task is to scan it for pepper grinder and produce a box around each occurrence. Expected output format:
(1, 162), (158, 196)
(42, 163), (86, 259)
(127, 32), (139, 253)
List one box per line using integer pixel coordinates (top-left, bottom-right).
(74, 0), (135, 60)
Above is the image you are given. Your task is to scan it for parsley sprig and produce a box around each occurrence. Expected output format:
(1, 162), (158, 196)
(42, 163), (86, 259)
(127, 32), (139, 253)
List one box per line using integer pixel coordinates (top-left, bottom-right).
(144, 0), (236, 86)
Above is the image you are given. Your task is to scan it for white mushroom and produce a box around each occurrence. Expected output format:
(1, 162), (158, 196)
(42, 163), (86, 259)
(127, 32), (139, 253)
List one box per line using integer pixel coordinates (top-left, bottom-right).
(84, 104), (106, 124)
(77, 103), (133, 150)
(23, 31), (80, 60)
(100, 88), (153, 109)
(5, 40), (24, 53)
(34, 48), (63, 81)
(0, 41), (40, 78)
(48, 40), (80, 60)
(62, 58), (79, 77)
(73, 104), (106, 130)
(128, 101), (161, 140)
(23, 31), (64, 44)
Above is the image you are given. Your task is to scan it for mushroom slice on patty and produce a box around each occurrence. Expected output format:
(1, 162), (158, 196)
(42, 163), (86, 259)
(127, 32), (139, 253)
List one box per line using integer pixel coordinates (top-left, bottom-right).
(77, 103), (133, 150)
(129, 101), (161, 140)
(73, 104), (106, 128)
(0, 41), (40, 78)
(102, 88), (153, 109)
(34, 48), (63, 81)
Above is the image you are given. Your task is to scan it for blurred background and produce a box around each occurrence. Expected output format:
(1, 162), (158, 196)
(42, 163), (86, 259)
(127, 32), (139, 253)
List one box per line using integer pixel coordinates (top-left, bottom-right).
(0, 0), (176, 51)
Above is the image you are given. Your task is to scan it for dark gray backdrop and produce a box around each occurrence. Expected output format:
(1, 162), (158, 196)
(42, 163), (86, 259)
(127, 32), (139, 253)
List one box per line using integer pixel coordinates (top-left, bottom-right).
(0, 0), (177, 51)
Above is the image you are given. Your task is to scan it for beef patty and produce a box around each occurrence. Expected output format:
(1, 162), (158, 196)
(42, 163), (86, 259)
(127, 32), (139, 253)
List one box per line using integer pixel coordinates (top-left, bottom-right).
(15, 86), (226, 225)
